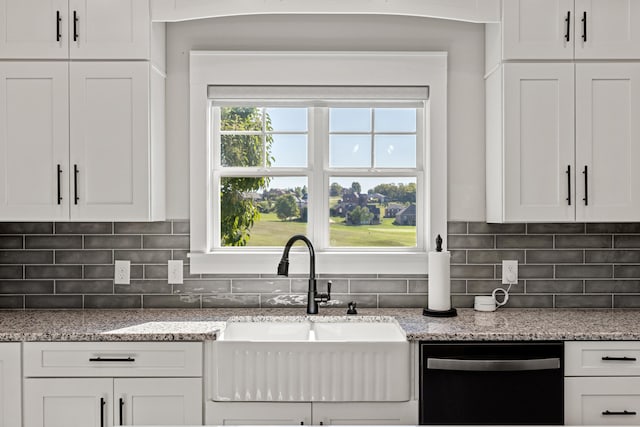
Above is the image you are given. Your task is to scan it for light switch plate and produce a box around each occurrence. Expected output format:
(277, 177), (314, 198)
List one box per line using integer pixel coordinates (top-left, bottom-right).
(502, 260), (518, 285)
(168, 260), (184, 285)
(114, 260), (131, 285)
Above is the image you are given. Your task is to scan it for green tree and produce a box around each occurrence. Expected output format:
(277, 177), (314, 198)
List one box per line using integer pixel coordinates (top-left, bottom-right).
(351, 181), (362, 194)
(275, 194), (300, 221)
(330, 182), (343, 197)
(219, 107), (273, 246)
(349, 206), (373, 225)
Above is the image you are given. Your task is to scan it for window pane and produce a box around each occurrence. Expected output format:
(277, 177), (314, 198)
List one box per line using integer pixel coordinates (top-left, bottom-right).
(266, 108), (307, 132)
(329, 177), (417, 247)
(270, 134), (308, 167)
(329, 135), (371, 168)
(374, 135), (416, 168)
(220, 177), (308, 247)
(374, 108), (416, 132)
(221, 135), (263, 167)
(330, 108), (371, 132)
(220, 107), (263, 131)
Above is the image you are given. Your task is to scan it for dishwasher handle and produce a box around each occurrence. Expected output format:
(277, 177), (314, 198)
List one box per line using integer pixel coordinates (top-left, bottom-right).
(427, 357), (560, 372)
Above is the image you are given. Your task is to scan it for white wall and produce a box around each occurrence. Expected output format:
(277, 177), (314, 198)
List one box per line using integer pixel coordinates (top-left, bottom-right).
(165, 14), (486, 221)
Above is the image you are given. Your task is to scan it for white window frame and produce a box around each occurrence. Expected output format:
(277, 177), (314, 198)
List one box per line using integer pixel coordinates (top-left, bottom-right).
(189, 51), (447, 275)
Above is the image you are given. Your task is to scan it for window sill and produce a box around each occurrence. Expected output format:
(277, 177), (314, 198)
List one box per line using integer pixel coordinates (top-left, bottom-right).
(189, 251), (428, 275)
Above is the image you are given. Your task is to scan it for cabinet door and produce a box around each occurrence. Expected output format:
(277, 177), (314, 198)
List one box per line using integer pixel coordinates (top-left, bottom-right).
(24, 378), (112, 427)
(115, 378), (202, 426)
(68, 0), (149, 59)
(503, 63), (575, 222)
(565, 377), (640, 425)
(502, 0), (574, 60)
(69, 61), (150, 221)
(574, 0), (640, 59)
(313, 401), (419, 425)
(0, 0), (68, 58)
(576, 63), (640, 221)
(0, 62), (69, 220)
(0, 344), (21, 427)
(205, 401), (311, 425)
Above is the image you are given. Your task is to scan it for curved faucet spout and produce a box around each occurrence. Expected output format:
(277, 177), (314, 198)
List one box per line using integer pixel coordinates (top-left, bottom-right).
(277, 234), (329, 314)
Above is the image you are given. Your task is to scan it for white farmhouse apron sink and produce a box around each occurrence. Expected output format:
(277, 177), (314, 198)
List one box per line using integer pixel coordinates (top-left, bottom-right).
(211, 317), (410, 402)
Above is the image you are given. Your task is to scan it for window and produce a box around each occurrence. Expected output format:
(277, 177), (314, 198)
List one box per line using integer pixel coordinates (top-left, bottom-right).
(189, 52), (447, 274)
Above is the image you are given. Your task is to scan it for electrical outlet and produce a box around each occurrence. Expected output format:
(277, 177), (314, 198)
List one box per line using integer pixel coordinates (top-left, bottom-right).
(168, 260), (183, 285)
(502, 260), (518, 285)
(114, 260), (130, 285)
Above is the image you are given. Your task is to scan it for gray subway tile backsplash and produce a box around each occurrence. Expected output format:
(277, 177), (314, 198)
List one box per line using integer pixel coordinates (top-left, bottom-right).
(0, 220), (638, 309)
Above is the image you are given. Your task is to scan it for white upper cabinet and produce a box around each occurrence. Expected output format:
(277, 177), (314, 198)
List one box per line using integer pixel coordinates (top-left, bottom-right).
(0, 62), (70, 221)
(503, 0), (574, 60)
(501, 63), (575, 222)
(575, 63), (640, 221)
(502, 0), (640, 60)
(70, 61), (152, 221)
(0, 0), (149, 59)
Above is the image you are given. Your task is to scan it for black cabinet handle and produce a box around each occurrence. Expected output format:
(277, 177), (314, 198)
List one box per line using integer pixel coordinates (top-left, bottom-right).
(565, 11), (571, 42)
(602, 356), (637, 361)
(73, 10), (78, 41)
(602, 410), (636, 416)
(100, 397), (105, 427)
(582, 11), (587, 42)
(57, 164), (62, 204)
(56, 11), (61, 42)
(119, 397), (124, 425)
(73, 164), (79, 204)
(566, 165), (571, 205)
(89, 356), (135, 362)
(583, 165), (588, 206)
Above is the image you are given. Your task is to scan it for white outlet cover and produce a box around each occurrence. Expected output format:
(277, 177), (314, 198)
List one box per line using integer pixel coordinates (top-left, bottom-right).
(502, 260), (518, 285)
(168, 260), (184, 285)
(114, 260), (131, 285)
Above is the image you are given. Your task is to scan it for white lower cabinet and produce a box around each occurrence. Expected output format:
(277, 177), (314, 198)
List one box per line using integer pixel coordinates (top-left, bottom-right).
(565, 341), (640, 425)
(205, 401), (418, 425)
(0, 343), (21, 427)
(23, 342), (203, 427)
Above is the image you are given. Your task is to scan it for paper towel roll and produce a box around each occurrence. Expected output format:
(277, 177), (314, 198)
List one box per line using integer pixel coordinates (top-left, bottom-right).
(428, 251), (451, 311)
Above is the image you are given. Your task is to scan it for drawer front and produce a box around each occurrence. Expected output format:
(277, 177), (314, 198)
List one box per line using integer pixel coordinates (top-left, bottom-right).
(565, 377), (640, 425)
(24, 342), (202, 377)
(565, 341), (640, 376)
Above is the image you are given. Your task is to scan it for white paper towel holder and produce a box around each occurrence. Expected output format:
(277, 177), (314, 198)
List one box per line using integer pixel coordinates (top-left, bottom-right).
(423, 234), (457, 318)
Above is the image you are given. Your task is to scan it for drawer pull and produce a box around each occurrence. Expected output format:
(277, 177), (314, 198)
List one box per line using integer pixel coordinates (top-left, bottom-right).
(89, 356), (135, 362)
(602, 410), (637, 416)
(602, 356), (637, 361)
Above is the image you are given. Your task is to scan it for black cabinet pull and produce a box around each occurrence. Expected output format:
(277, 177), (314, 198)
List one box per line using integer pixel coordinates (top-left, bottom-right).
(566, 165), (571, 205)
(602, 356), (637, 361)
(73, 164), (79, 204)
(57, 164), (62, 204)
(602, 410), (636, 416)
(100, 397), (105, 427)
(582, 11), (587, 42)
(119, 397), (124, 425)
(565, 11), (571, 42)
(73, 10), (78, 41)
(56, 11), (61, 42)
(583, 165), (588, 206)
(89, 356), (135, 362)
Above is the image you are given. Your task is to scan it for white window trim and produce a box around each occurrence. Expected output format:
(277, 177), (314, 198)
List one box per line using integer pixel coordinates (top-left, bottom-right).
(189, 51), (447, 275)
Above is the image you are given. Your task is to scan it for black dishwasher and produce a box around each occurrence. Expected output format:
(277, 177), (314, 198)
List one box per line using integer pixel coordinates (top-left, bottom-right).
(420, 341), (563, 425)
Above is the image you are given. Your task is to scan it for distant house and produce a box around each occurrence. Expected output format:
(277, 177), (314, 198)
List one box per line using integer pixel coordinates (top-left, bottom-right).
(384, 203), (405, 218)
(395, 204), (416, 226)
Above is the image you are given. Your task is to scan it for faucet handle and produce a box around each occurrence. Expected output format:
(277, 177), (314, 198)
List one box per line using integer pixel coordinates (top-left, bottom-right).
(315, 280), (332, 303)
(347, 301), (358, 315)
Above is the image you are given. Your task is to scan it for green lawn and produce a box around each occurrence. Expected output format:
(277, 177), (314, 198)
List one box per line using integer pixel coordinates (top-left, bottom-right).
(245, 212), (416, 247)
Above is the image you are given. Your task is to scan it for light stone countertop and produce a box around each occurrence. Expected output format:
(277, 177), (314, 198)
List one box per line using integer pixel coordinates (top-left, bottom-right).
(0, 308), (639, 342)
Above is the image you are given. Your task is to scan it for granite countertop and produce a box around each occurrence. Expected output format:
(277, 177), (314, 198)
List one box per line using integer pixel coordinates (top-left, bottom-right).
(1, 307), (640, 342)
